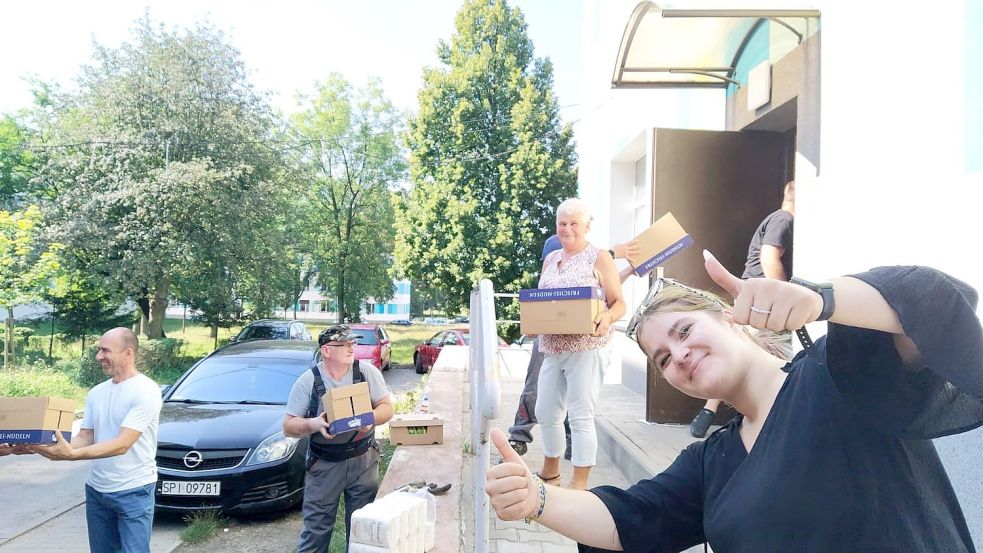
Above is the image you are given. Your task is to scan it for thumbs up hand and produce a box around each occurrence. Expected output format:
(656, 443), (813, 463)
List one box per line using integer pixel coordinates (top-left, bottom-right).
(704, 250), (822, 332)
(485, 427), (540, 521)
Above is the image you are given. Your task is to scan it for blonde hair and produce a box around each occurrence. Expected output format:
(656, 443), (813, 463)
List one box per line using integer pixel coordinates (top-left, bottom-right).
(556, 198), (593, 224)
(636, 285), (792, 362)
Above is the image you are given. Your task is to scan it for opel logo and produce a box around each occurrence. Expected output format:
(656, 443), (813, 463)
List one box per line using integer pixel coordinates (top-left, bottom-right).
(183, 451), (204, 469)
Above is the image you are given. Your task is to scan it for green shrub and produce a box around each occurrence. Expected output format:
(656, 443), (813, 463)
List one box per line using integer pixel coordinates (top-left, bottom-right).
(69, 347), (106, 387)
(0, 360), (88, 403)
(137, 338), (184, 376)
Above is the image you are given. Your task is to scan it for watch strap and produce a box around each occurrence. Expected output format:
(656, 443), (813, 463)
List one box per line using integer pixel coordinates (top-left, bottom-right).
(790, 277), (835, 322)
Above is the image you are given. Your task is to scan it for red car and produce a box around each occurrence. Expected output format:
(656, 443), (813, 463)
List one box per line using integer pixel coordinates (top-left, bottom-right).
(349, 324), (392, 371)
(413, 328), (507, 374)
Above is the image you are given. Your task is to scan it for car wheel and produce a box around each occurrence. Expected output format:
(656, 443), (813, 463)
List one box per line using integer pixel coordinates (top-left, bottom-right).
(414, 354), (425, 374)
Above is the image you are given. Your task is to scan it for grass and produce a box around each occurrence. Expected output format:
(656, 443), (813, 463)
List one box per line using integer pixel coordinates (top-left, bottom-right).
(180, 510), (227, 544)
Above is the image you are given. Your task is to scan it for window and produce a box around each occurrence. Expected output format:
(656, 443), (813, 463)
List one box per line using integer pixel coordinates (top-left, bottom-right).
(319, 302), (330, 312)
(386, 304), (397, 314)
(397, 282), (411, 295)
(299, 300), (310, 312)
(375, 304), (385, 314)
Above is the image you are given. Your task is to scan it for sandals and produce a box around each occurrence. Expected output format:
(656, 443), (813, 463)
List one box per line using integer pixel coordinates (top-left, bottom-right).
(536, 472), (561, 486)
(397, 481), (453, 495)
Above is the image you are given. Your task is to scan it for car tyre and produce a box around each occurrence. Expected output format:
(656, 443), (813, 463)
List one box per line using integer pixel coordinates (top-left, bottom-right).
(414, 354), (426, 374)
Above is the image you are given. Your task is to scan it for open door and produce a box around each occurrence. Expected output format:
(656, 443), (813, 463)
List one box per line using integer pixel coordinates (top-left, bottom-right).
(645, 127), (792, 423)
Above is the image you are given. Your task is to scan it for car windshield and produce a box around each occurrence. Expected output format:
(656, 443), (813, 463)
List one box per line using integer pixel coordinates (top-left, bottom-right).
(166, 357), (311, 404)
(240, 326), (288, 341)
(349, 330), (378, 345)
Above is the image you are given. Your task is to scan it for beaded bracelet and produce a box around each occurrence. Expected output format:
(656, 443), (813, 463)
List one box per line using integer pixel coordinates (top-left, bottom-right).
(523, 473), (547, 524)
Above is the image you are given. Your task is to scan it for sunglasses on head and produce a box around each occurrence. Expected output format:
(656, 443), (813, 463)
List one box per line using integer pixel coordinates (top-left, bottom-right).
(625, 278), (727, 342)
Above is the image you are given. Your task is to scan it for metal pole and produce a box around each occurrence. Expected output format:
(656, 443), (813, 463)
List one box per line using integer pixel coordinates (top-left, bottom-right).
(472, 279), (501, 553)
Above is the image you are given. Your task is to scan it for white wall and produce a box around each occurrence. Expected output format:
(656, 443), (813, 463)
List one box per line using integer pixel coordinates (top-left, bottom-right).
(798, 1), (981, 297)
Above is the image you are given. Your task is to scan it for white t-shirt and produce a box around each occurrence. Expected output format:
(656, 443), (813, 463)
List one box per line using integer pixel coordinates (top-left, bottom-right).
(81, 373), (163, 493)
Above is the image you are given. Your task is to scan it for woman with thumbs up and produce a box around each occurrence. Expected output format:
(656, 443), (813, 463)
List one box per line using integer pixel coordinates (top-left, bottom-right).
(486, 251), (982, 552)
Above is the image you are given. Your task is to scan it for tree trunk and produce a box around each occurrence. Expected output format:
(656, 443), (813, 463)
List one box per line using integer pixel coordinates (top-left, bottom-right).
(182, 306), (187, 334)
(210, 324), (218, 338)
(49, 314), (55, 359)
(4, 307), (14, 370)
(81, 334), (86, 356)
(145, 279), (169, 339)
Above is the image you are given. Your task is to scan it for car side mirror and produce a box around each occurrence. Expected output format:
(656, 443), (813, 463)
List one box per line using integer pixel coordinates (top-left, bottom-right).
(159, 384), (170, 396)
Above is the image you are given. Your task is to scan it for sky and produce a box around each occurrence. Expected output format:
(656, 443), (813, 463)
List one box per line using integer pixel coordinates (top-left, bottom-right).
(1, 0), (584, 122)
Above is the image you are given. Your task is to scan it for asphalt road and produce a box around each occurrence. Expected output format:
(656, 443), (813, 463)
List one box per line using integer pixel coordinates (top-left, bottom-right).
(0, 366), (423, 552)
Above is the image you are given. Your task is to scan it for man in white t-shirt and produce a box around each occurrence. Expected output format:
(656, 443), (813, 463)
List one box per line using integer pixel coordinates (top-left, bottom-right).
(28, 327), (163, 553)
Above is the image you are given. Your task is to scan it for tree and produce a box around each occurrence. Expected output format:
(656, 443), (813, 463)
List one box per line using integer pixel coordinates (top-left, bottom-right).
(35, 17), (296, 338)
(45, 267), (132, 355)
(394, 0), (578, 313)
(0, 205), (61, 368)
(0, 116), (34, 210)
(291, 75), (406, 323)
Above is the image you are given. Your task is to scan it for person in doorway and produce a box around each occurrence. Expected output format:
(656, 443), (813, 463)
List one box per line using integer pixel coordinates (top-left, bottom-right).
(27, 327), (163, 553)
(509, 235), (639, 458)
(530, 198), (627, 490)
(690, 179), (795, 438)
(284, 324), (393, 553)
(486, 251), (983, 552)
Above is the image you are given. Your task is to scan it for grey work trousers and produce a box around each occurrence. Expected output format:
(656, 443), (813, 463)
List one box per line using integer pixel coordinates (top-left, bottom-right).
(508, 337), (572, 449)
(297, 445), (380, 553)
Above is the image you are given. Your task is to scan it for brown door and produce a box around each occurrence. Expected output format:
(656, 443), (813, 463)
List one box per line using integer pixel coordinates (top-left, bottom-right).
(645, 127), (790, 424)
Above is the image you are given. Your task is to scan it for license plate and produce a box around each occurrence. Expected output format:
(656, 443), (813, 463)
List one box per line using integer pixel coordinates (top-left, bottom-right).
(160, 481), (221, 496)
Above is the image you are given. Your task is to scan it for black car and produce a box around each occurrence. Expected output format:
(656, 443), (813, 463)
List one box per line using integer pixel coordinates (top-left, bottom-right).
(231, 319), (312, 343)
(155, 340), (316, 514)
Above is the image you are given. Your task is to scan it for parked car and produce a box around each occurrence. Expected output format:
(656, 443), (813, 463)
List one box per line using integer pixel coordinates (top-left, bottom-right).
(154, 340), (317, 514)
(413, 328), (507, 374)
(391, 319), (413, 326)
(349, 323), (392, 371)
(231, 320), (312, 343)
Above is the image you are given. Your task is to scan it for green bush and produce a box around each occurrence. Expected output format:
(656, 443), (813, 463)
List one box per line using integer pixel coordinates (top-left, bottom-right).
(0, 326), (36, 343)
(137, 338), (184, 375)
(0, 360), (88, 404)
(70, 347), (106, 387)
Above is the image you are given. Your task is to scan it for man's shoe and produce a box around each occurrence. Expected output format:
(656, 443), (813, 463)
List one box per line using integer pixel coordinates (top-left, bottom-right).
(689, 408), (716, 438)
(508, 440), (528, 456)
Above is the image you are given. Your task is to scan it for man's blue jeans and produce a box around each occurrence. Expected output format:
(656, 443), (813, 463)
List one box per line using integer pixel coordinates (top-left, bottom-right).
(85, 483), (155, 553)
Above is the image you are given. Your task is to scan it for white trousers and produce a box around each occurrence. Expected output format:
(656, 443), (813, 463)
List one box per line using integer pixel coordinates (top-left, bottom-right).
(535, 347), (608, 467)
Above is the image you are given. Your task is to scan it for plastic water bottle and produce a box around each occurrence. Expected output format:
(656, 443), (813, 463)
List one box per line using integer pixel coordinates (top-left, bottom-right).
(419, 393), (430, 414)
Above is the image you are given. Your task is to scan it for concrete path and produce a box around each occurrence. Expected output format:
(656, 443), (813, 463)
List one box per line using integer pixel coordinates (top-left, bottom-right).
(0, 419), (183, 552)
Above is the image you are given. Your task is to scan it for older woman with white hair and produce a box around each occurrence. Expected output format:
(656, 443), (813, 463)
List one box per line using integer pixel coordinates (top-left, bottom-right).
(532, 197), (626, 490)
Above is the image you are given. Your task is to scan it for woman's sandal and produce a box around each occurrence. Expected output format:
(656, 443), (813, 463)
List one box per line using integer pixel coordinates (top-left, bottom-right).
(536, 472), (562, 486)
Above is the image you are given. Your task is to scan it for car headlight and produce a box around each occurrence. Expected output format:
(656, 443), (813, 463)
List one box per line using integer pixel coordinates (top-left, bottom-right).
(245, 431), (300, 466)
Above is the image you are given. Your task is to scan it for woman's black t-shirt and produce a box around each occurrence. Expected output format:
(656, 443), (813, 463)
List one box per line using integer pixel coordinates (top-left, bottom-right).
(588, 266), (983, 553)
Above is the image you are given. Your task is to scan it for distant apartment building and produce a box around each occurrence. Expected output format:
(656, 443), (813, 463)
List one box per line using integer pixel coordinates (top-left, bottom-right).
(276, 279), (411, 323)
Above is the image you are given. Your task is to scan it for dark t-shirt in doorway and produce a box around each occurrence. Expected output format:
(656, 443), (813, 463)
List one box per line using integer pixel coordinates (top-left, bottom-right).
(585, 266), (983, 553)
(742, 209), (793, 279)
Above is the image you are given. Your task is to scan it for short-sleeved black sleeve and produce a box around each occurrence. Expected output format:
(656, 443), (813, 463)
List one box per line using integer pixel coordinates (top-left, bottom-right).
(586, 441), (706, 553)
(828, 265), (983, 438)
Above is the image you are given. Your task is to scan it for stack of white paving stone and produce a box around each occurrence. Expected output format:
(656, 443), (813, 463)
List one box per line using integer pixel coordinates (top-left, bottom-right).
(350, 489), (436, 553)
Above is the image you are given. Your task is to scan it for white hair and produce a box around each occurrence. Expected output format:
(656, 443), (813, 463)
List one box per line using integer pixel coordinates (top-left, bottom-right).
(556, 198), (593, 223)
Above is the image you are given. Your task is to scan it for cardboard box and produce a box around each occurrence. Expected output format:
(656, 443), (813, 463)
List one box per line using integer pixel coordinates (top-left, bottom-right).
(0, 396), (75, 445)
(519, 286), (606, 335)
(390, 414), (444, 445)
(626, 212), (694, 276)
(322, 382), (376, 435)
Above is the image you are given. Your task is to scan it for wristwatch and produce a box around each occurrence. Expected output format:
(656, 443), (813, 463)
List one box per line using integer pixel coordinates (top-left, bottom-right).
(790, 277), (835, 321)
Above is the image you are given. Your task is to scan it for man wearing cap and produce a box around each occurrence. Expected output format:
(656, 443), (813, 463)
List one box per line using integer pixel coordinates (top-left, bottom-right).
(284, 324), (393, 553)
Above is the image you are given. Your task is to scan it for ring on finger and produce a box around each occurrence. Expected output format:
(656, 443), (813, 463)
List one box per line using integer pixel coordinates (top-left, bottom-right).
(750, 305), (772, 315)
